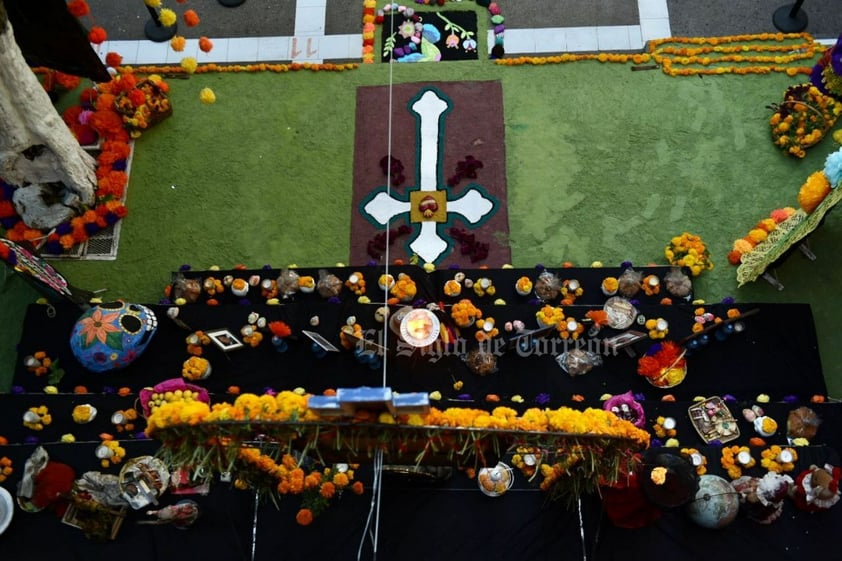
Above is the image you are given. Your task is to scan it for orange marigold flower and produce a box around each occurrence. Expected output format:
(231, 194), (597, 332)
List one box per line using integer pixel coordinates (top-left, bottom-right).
(323, 388), (337, 397)
(67, 0), (90, 17)
(811, 395), (826, 403)
(319, 482), (336, 499)
(351, 480), (364, 495)
(227, 385), (241, 395)
(74, 385), (89, 394)
(88, 26), (107, 44)
(571, 394), (585, 402)
(295, 508), (314, 526)
(199, 36), (214, 53)
(105, 52), (123, 68)
(0, 436), (7, 446)
(170, 35), (186, 52)
(183, 10), (200, 27)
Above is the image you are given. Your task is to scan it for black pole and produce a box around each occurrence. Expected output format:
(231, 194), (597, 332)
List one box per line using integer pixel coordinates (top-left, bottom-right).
(217, 0), (246, 7)
(772, 0), (808, 33)
(144, 4), (177, 42)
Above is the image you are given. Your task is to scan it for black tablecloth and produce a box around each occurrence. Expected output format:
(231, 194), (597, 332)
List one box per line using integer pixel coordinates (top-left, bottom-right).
(2, 266), (838, 560)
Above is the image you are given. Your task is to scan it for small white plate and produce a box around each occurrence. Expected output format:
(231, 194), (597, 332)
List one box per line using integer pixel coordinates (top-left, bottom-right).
(0, 486), (13, 535)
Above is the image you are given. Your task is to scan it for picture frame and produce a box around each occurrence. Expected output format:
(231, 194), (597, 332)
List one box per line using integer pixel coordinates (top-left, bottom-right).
(603, 330), (647, 354)
(207, 329), (244, 351)
(301, 330), (341, 353)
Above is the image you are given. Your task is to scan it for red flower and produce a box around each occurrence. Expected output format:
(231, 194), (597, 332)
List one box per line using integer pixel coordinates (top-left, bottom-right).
(128, 89), (146, 107)
(183, 10), (200, 27)
(67, 0), (90, 17)
(0, 200), (16, 219)
(199, 37), (213, 53)
(55, 72), (81, 90)
(88, 26), (107, 45)
(105, 52), (123, 68)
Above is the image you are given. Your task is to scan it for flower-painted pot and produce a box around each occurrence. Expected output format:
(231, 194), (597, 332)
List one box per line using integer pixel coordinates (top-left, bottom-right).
(70, 302), (158, 373)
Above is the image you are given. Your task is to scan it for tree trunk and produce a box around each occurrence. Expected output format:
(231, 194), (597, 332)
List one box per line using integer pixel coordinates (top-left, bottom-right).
(0, 1), (96, 229)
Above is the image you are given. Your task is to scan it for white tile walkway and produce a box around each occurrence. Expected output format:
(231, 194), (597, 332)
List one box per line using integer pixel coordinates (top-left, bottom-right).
(91, 0), (671, 65)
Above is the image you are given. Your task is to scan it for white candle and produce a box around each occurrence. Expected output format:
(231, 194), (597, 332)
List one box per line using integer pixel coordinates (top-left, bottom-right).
(691, 453), (704, 467)
(483, 321), (494, 333)
(662, 417), (676, 431)
(778, 450), (794, 463)
(22, 411), (40, 424)
(480, 278), (491, 289)
(656, 319), (669, 332)
(737, 451), (752, 465)
(568, 279), (580, 291)
(567, 320), (578, 332)
(348, 274), (359, 284)
(523, 454), (537, 466)
(95, 445), (114, 459)
(111, 412), (126, 425)
(648, 276), (660, 287)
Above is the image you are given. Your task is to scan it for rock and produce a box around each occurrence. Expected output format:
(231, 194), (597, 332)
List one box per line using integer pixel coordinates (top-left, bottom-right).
(12, 183), (80, 229)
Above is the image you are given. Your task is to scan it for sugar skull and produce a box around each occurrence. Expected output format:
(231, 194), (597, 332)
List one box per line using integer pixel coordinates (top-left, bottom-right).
(70, 301), (158, 372)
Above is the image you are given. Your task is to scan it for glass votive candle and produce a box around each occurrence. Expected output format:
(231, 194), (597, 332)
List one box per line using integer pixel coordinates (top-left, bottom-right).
(567, 279), (580, 292)
(737, 451), (752, 465)
(95, 445), (114, 459)
(656, 319), (669, 332)
(777, 449), (794, 464)
(690, 453), (704, 467)
(662, 417), (677, 431)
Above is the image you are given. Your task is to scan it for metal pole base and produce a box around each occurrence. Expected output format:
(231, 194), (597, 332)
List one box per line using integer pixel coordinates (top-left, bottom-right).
(145, 19), (177, 42)
(772, 4), (808, 33)
(217, 0), (246, 6)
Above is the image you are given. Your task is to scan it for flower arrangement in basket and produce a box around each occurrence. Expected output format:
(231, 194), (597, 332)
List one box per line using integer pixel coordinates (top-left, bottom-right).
(113, 75), (172, 138)
(139, 378), (210, 417)
(664, 232), (713, 276)
(637, 341), (687, 388)
(768, 84), (841, 158)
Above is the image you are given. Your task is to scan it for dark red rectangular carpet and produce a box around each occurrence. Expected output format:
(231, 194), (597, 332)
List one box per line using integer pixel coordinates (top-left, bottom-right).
(351, 80), (510, 267)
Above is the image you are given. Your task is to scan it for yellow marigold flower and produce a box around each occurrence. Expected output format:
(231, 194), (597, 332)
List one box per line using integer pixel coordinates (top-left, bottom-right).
(199, 88), (216, 105)
(144, 0), (162, 7)
(159, 8), (177, 27)
(181, 57), (198, 74)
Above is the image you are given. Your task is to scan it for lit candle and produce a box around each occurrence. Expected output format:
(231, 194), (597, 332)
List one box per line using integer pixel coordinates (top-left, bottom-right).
(568, 279), (580, 291)
(737, 451), (752, 465)
(567, 320), (578, 332)
(480, 278), (491, 289)
(778, 449), (794, 464)
(656, 319), (669, 332)
(691, 453), (704, 467)
(111, 411), (126, 425)
(483, 321), (494, 333)
(523, 454), (537, 466)
(348, 274), (359, 285)
(662, 417), (676, 431)
(648, 276), (660, 287)
(22, 411), (40, 424)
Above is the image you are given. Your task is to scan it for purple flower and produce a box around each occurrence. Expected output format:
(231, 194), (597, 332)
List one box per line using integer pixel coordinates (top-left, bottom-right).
(328, 296), (341, 304)
(621, 261), (633, 269)
(810, 63), (829, 94)
(11, 385), (25, 395)
(721, 296), (735, 305)
(262, 264), (273, 270)
(413, 298), (427, 308)
(630, 299), (640, 307)
(708, 439), (723, 448)
(456, 393), (472, 400)
(633, 392), (646, 402)
(722, 394), (737, 403)
(158, 298), (172, 306)
(179, 264), (192, 272)
(650, 438), (663, 448)
(111, 160), (128, 171)
(535, 264), (545, 271)
(238, 298), (251, 306)
(783, 395), (799, 404)
(263, 387), (277, 396)
(55, 222), (72, 235)
(24, 436), (40, 445)
(134, 431), (149, 440)
(367, 260), (379, 267)
(448, 263), (460, 270)
(102, 386), (116, 394)
(535, 393), (551, 405)
(528, 298), (542, 306)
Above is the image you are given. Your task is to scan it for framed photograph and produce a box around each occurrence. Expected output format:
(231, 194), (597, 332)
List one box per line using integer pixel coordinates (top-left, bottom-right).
(603, 330), (647, 353)
(207, 329), (244, 351)
(301, 330), (341, 353)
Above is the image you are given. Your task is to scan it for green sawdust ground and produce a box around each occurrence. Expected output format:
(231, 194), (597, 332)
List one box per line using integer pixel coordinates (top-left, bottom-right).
(2, 60), (841, 396)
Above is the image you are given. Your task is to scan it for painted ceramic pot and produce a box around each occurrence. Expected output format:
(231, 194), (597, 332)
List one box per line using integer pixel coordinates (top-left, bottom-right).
(70, 302), (157, 372)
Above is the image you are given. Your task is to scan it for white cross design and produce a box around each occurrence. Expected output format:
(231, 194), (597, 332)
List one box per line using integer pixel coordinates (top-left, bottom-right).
(361, 87), (497, 264)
